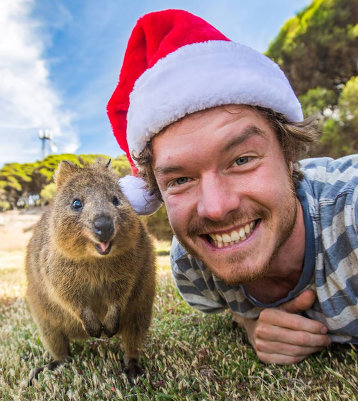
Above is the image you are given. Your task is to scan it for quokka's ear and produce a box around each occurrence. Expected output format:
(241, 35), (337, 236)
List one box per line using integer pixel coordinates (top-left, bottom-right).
(92, 157), (111, 170)
(54, 161), (79, 188)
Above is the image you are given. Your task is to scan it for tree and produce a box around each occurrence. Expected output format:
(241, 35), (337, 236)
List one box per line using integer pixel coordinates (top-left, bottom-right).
(266, 0), (358, 96)
(299, 86), (338, 118)
(0, 163), (34, 208)
(314, 76), (358, 157)
(40, 183), (57, 205)
(0, 154), (131, 208)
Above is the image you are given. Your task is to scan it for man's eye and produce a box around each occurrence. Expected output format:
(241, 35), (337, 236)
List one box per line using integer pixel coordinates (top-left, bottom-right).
(175, 177), (189, 185)
(235, 156), (250, 166)
(167, 177), (190, 188)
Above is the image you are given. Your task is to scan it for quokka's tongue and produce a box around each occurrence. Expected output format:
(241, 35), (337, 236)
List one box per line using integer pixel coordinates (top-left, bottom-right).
(99, 242), (110, 252)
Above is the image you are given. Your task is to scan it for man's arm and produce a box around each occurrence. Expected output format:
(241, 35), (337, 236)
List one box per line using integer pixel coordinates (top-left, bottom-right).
(232, 289), (331, 364)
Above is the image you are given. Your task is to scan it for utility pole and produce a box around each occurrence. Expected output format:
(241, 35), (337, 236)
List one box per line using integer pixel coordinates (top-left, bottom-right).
(38, 129), (52, 159)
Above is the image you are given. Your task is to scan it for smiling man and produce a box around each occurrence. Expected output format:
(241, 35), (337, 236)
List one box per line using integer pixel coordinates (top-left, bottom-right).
(107, 9), (358, 364)
(152, 106), (299, 287)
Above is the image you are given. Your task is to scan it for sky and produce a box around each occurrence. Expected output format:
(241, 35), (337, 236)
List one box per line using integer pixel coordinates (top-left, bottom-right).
(0, 0), (312, 167)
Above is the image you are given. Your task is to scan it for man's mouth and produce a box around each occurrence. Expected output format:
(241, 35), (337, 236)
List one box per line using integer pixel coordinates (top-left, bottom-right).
(203, 220), (259, 248)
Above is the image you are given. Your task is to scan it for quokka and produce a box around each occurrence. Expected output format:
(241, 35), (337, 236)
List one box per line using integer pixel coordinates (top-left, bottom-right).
(25, 160), (156, 384)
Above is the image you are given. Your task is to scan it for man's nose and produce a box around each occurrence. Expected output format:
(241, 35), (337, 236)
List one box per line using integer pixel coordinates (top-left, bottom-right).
(197, 173), (240, 221)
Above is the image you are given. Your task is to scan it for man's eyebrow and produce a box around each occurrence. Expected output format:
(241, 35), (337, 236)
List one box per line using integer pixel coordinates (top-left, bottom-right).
(222, 125), (267, 153)
(154, 125), (267, 176)
(154, 164), (183, 176)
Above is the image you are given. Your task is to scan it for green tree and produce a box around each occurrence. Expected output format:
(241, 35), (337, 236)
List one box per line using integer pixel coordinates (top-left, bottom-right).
(315, 76), (358, 157)
(299, 86), (338, 117)
(0, 154), (131, 208)
(40, 183), (57, 205)
(267, 0), (358, 96)
(338, 76), (358, 126)
(0, 163), (34, 208)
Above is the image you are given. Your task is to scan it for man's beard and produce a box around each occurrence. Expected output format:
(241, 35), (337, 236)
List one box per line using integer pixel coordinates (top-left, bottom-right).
(175, 187), (298, 286)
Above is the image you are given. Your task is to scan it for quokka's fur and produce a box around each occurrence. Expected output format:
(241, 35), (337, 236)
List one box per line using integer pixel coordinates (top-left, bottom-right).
(25, 160), (156, 384)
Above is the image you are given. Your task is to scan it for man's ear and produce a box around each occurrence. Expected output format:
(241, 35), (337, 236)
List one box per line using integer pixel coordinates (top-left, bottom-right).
(54, 161), (79, 188)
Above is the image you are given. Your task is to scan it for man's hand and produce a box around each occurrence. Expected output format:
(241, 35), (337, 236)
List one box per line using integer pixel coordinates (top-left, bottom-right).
(233, 289), (331, 364)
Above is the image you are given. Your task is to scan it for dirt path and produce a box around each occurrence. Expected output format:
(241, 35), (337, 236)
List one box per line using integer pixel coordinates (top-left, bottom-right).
(0, 208), (41, 251)
(0, 209), (41, 300)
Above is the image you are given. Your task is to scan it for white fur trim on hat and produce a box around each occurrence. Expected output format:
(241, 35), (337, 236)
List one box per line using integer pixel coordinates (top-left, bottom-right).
(118, 175), (162, 215)
(127, 40), (303, 156)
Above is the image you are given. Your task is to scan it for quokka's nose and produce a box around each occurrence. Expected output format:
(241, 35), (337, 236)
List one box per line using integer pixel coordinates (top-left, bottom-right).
(93, 215), (114, 242)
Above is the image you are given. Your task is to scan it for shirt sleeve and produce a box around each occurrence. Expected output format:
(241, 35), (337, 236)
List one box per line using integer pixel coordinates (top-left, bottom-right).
(353, 184), (358, 236)
(170, 238), (227, 313)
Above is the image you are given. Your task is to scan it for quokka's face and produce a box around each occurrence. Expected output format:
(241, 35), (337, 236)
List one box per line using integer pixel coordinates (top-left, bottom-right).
(52, 170), (140, 259)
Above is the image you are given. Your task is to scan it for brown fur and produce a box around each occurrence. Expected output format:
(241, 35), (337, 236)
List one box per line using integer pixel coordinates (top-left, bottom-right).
(25, 161), (156, 384)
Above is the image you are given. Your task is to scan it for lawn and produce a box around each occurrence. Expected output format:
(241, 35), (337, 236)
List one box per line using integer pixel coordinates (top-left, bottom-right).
(0, 242), (357, 400)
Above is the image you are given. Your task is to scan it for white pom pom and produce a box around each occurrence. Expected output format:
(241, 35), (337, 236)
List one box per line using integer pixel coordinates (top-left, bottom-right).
(118, 175), (162, 215)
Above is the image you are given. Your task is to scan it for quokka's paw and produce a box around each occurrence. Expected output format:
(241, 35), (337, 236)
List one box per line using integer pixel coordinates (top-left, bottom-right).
(28, 360), (64, 386)
(103, 306), (121, 338)
(102, 320), (120, 338)
(124, 358), (143, 384)
(85, 323), (102, 338)
(102, 326), (118, 338)
(81, 309), (103, 338)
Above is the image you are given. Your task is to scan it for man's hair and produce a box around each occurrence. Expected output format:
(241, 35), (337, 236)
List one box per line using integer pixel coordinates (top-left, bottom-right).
(133, 105), (318, 201)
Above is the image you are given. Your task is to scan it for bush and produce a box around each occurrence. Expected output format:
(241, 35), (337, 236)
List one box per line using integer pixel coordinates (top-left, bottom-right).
(40, 183), (57, 205)
(0, 201), (11, 212)
(142, 205), (173, 241)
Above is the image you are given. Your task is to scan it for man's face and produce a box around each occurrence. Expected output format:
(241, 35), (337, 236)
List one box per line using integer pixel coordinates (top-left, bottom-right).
(152, 105), (298, 285)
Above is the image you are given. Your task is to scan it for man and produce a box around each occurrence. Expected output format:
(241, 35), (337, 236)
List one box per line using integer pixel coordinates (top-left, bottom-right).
(107, 9), (358, 364)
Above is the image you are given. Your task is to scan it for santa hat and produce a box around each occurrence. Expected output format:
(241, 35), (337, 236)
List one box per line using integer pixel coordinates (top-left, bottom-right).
(107, 9), (303, 215)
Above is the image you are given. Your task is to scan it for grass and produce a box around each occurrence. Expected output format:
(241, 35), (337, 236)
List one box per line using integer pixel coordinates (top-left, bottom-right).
(0, 243), (357, 400)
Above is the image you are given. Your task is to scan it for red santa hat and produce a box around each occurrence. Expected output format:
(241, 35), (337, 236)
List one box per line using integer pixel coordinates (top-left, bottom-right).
(107, 9), (303, 215)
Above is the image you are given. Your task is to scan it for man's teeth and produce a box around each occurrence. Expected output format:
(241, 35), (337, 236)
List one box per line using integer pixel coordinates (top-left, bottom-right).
(208, 222), (255, 248)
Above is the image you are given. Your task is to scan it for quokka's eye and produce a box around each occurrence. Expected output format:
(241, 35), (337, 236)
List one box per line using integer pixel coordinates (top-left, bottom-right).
(71, 199), (83, 210)
(112, 196), (120, 206)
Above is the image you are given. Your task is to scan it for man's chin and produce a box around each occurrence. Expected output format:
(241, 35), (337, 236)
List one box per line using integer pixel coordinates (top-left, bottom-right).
(178, 237), (268, 285)
(204, 259), (269, 286)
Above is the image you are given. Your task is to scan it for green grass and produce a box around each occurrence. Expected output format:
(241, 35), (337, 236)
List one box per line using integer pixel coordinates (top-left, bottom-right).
(0, 244), (357, 400)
